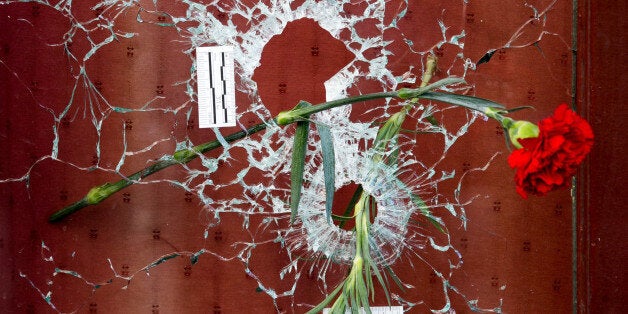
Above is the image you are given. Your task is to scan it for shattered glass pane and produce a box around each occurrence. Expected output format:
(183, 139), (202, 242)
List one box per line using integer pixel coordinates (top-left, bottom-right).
(0, 0), (575, 312)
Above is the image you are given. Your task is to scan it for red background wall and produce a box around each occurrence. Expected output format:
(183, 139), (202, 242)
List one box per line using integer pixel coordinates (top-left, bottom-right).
(576, 1), (627, 313)
(0, 1), (624, 313)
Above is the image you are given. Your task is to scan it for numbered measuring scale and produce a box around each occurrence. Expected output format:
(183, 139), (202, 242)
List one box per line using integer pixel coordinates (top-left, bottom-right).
(196, 46), (236, 128)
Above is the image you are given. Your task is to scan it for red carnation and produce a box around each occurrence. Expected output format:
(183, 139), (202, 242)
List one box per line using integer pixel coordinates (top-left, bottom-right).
(507, 104), (594, 198)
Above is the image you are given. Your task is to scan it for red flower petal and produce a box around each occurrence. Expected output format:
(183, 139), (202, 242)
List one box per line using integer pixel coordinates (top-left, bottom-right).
(508, 104), (593, 198)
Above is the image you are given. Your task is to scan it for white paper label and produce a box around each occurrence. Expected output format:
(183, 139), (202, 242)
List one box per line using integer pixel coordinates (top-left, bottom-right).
(196, 46), (236, 128)
(323, 306), (403, 314)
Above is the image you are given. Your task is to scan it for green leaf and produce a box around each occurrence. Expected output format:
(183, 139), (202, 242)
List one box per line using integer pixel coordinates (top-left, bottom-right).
(418, 91), (505, 112)
(290, 101), (312, 223)
(500, 105), (535, 114)
(338, 185), (364, 229)
(364, 260), (374, 298)
(369, 244), (405, 294)
(347, 280), (360, 314)
(305, 281), (344, 314)
(386, 138), (400, 166)
(369, 196), (377, 231)
(422, 76), (466, 92)
(317, 124), (336, 223)
(383, 264), (405, 292)
(425, 115), (440, 126)
(374, 111), (406, 151)
(397, 77), (466, 99)
(369, 259), (392, 305)
(411, 193), (446, 234)
(355, 274), (369, 313)
(331, 213), (355, 221)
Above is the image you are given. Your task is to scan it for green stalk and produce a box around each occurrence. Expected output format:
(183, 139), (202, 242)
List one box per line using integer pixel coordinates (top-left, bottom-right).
(316, 59), (442, 313)
(49, 76), (477, 222)
(275, 91), (399, 126)
(49, 90), (404, 222)
(324, 193), (372, 314)
(49, 122), (268, 222)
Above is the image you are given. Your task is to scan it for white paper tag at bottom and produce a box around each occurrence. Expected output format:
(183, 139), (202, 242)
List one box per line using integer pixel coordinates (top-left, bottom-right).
(323, 306), (403, 314)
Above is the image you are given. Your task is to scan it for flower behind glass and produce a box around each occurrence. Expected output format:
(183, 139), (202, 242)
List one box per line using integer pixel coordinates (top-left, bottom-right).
(507, 104), (594, 198)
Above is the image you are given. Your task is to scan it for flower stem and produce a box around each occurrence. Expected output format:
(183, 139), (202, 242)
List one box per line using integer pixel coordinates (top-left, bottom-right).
(49, 122), (268, 222)
(325, 193), (371, 313)
(50, 77), (469, 222)
(323, 58), (441, 312)
(275, 91), (399, 126)
(49, 90), (404, 222)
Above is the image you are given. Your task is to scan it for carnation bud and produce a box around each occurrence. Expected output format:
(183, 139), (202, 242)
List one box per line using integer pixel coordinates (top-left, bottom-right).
(507, 120), (539, 149)
(375, 111), (406, 145)
(86, 183), (117, 205)
(276, 110), (299, 126)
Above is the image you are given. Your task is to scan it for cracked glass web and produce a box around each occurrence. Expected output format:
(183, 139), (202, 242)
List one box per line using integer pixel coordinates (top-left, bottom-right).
(0, 0), (569, 312)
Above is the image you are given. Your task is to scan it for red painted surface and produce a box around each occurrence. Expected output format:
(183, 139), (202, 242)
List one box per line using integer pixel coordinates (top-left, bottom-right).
(576, 1), (628, 313)
(1, 1), (622, 313)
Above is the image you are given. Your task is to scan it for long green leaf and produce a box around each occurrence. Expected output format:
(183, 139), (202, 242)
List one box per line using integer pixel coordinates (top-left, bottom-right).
(386, 138), (400, 166)
(317, 124), (336, 223)
(421, 76), (466, 92)
(397, 77), (466, 100)
(290, 101), (312, 223)
(356, 274), (369, 314)
(369, 259), (391, 306)
(373, 111), (406, 153)
(383, 264), (405, 292)
(338, 185), (364, 229)
(370, 244), (405, 293)
(364, 259), (374, 298)
(411, 193), (446, 234)
(418, 91), (505, 111)
(305, 281), (345, 314)
(500, 105), (535, 114)
(331, 213), (355, 221)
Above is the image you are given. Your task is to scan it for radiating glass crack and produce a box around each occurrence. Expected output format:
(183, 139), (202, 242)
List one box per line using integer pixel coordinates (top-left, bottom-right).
(0, 0), (570, 312)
